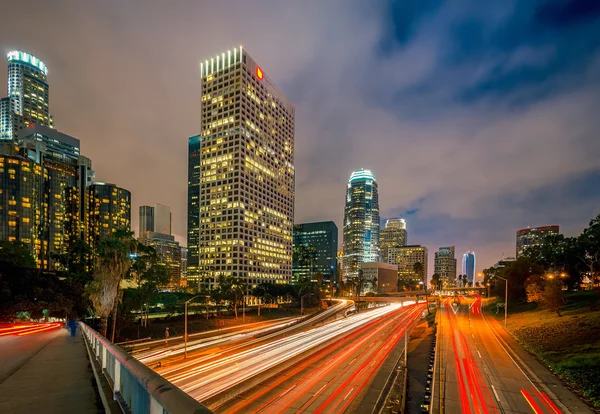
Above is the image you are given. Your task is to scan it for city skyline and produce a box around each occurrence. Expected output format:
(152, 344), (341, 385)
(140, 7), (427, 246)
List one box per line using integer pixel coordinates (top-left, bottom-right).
(1, 1), (599, 276)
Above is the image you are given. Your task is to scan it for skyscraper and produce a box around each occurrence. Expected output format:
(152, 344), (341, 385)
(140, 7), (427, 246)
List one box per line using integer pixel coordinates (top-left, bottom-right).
(192, 46), (295, 291)
(1, 51), (53, 140)
(516, 225), (560, 257)
(434, 246), (457, 288)
(462, 251), (476, 284)
(342, 169), (380, 279)
(139, 204), (171, 237)
(139, 205), (154, 234)
(87, 183), (131, 251)
(389, 245), (428, 289)
(380, 218), (407, 263)
(186, 134), (201, 287)
(292, 221), (338, 284)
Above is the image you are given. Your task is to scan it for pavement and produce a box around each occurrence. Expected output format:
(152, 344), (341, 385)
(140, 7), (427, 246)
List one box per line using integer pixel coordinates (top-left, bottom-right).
(434, 295), (593, 414)
(0, 326), (100, 413)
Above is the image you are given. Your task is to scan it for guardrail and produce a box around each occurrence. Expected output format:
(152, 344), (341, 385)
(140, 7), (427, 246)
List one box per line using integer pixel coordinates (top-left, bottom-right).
(79, 322), (213, 414)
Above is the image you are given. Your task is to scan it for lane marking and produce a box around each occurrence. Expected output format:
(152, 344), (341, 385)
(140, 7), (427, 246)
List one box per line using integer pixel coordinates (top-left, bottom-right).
(477, 350), (482, 359)
(491, 384), (500, 403)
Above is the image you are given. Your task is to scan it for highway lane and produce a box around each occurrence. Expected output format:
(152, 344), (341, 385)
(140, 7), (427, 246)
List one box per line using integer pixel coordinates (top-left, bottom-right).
(157, 302), (410, 406)
(436, 295), (591, 414)
(216, 303), (425, 414)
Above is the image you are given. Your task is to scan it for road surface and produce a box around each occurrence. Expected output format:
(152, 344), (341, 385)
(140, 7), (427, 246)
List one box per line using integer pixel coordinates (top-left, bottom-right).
(435, 295), (592, 414)
(215, 303), (425, 413)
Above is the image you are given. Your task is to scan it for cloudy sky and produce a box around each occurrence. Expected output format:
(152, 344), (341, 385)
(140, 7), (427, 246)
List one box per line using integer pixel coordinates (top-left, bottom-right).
(1, 0), (599, 276)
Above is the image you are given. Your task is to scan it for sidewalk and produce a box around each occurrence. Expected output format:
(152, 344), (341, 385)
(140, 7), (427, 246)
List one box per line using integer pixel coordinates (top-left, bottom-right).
(0, 327), (100, 414)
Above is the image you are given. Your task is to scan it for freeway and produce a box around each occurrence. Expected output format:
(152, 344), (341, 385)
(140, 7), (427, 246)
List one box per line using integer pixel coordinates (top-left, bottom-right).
(156, 301), (419, 409)
(216, 303), (425, 413)
(435, 295), (592, 414)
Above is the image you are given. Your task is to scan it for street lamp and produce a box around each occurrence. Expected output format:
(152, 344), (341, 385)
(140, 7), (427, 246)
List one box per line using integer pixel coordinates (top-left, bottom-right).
(486, 282), (491, 298)
(491, 276), (508, 327)
(301, 293), (314, 316)
(184, 295), (210, 359)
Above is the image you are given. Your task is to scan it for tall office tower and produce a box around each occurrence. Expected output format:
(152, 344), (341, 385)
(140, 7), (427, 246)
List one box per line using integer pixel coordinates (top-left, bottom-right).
(139, 232), (182, 289)
(186, 134), (201, 288)
(77, 155), (95, 242)
(1, 51), (53, 140)
(292, 221), (338, 284)
(342, 169), (380, 280)
(139, 205), (154, 234)
(194, 46), (295, 291)
(180, 247), (188, 287)
(139, 204), (171, 237)
(18, 125), (80, 270)
(434, 246), (457, 288)
(462, 251), (476, 284)
(380, 218), (407, 263)
(389, 245), (428, 289)
(87, 183), (131, 252)
(516, 225), (560, 257)
(0, 143), (46, 266)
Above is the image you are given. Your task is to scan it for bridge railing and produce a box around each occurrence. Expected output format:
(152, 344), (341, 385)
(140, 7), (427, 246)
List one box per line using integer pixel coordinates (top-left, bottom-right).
(79, 321), (212, 414)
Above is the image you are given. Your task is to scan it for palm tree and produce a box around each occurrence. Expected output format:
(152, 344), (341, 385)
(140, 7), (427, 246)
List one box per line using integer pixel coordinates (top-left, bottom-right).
(88, 229), (135, 339)
(431, 273), (441, 291)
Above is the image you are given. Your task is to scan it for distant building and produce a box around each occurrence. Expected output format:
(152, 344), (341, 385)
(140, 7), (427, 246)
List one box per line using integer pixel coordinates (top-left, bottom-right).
(180, 246), (188, 288)
(516, 225), (560, 257)
(1, 51), (54, 140)
(360, 262), (398, 295)
(389, 245), (428, 289)
(139, 232), (181, 289)
(186, 134), (201, 288)
(87, 183), (131, 251)
(139, 204), (171, 237)
(493, 257), (516, 269)
(343, 169), (380, 279)
(292, 221), (338, 284)
(380, 218), (407, 263)
(434, 246), (457, 288)
(462, 251), (476, 284)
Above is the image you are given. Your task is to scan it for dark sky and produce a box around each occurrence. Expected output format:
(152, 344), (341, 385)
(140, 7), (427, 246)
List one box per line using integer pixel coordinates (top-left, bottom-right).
(1, 0), (599, 276)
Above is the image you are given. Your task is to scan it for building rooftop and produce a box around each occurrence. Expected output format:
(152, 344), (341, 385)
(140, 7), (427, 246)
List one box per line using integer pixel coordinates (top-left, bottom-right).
(7, 50), (48, 75)
(349, 169), (375, 183)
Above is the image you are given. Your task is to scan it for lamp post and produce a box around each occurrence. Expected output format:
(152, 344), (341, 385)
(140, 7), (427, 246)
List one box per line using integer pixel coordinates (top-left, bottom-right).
(486, 282), (491, 298)
(493, 276), (508, 327)
(184, 295), (209, 359)
(301, 293), (314, 316)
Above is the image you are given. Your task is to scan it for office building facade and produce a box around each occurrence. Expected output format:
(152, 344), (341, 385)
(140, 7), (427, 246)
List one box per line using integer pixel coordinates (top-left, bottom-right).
(87, 183), (131, 251)
(516, 225), (560, 257)
(292, 221), (338, 284)
(342, 169), (380, 280)
(380, 218), (406, 263)
(139, 204), (171, 237)
(360, 262), (398, 295)
(139, 232), (182, 289)
(186, 134), (201, 287)
(389, 245), (428, 289)
(192, 47), (295, 290)
(462, 251), (476, 284)
(434, 246), (457, 288)
(1, 51), (53, 140)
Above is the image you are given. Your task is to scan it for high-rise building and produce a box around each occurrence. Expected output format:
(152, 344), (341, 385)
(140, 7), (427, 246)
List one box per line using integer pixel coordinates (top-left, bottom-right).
(434, 246), (457, 288)
(389, 245), (428, 289)
(186, 134), (201, 287)
(342, 169), (380, 279)
(493, 257), (516, 269)
(139, 204), (171, 237)
(139, 232), (182, 289)
(380, 218), (407, 263)
(292, 221), (338, 284)
(0, 144), (46, 266)
(360, 262), (398, 295)
(18, 125), (81, 270)
(1, 51), (53, 140)
(462, 251), (476, 284)
(192, 46), (295, 291)
(516, 225), (560, 257)
(87, 183), (131, 251)
(180, 246), (188, 288)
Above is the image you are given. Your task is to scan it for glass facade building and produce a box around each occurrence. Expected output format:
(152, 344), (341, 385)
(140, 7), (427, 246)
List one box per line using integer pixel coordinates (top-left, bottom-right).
(87, 183), (131, 251)
(380, 218), (406, 264)
(462, 251), (476, 284)
(191, 47), (295, 291)
(342, 169), (380, 279)
(186, 134), (201, 287)
(1, 51), (53, 140)
(292, 221), (338, 284)
(516, 225), (560, 257)
(140, 232), (182, 290)
(434, 246), (457, 288)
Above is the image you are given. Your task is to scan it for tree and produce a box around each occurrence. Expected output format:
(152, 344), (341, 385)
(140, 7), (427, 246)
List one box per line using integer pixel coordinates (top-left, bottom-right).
(88, 229), (135, 339)
(430, 273), (440, 291)
(576, 214), (600, 287)
(215, 275), (246, 318)
(496, 257), (544, 304)
(0, 241), (36, 268)
(526, 276), (567, 316)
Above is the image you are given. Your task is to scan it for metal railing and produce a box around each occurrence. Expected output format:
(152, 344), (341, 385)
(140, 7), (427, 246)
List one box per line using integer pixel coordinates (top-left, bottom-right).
(79, 322), (213, 414)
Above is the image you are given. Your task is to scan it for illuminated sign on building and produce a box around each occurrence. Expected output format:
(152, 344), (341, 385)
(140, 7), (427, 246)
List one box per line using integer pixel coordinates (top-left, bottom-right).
(256, 66), (264, 80)
(7, 51), (48, 75)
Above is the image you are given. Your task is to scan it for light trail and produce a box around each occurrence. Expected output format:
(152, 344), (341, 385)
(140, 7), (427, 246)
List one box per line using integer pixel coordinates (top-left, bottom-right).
(0, 323), (62, 336)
